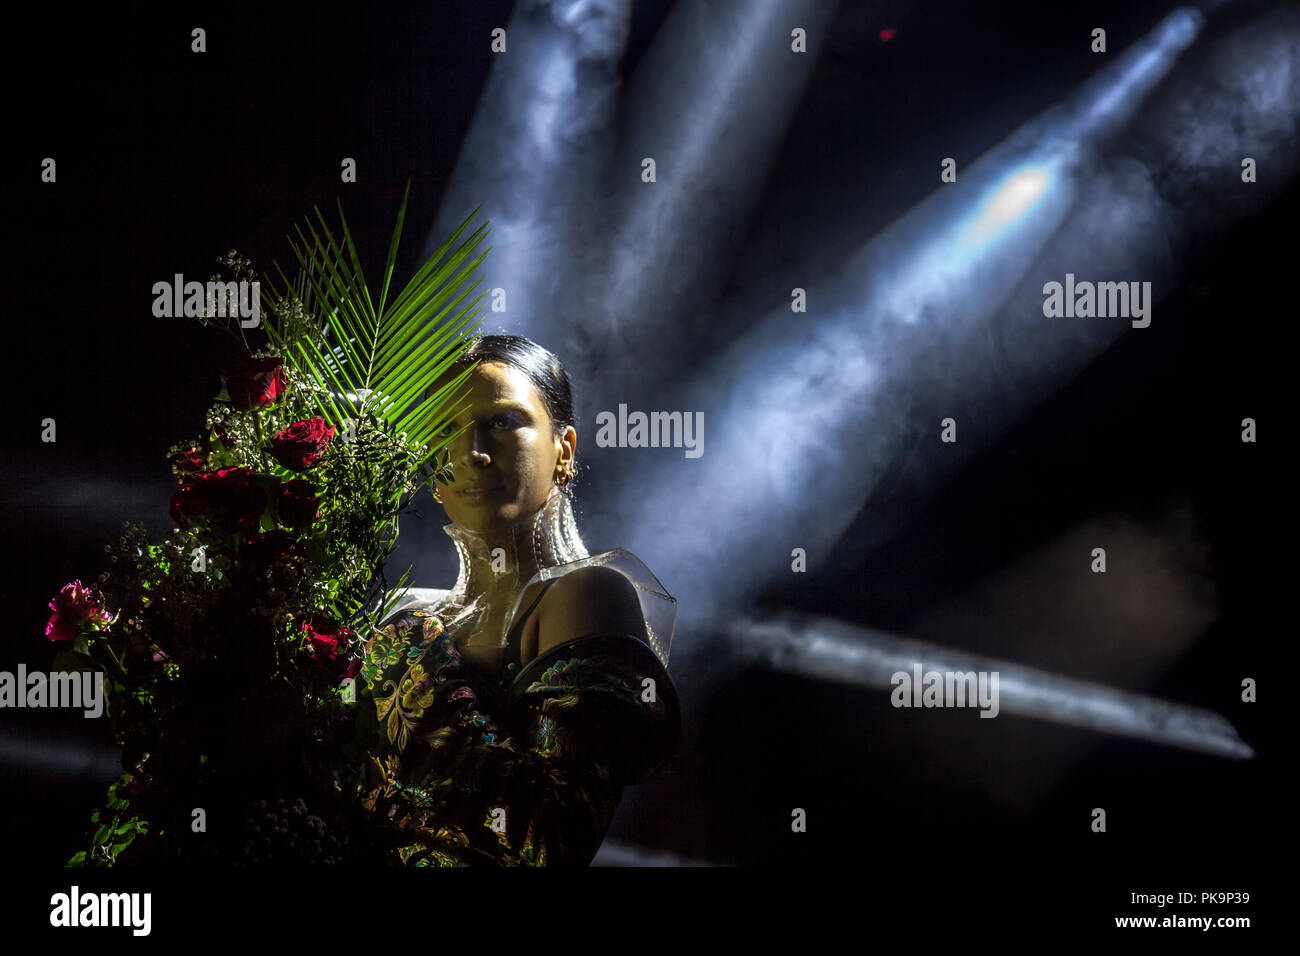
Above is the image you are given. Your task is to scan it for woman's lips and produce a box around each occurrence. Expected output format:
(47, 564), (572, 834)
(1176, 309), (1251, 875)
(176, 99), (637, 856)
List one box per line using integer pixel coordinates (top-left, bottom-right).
(458, 485), (505, 498)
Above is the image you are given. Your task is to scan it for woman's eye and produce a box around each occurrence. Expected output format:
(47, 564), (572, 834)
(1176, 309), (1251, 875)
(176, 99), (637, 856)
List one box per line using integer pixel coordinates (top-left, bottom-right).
(438, 415), (510, 437)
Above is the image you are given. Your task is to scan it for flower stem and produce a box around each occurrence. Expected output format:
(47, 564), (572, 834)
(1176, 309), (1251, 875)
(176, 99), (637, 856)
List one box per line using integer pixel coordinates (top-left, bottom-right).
(91, 637), (129, 681)
(251, 414), (275, 473)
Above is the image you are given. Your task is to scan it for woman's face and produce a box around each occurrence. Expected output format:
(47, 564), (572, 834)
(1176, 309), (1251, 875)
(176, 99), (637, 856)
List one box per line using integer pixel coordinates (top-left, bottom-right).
(430, 361), (576, 536)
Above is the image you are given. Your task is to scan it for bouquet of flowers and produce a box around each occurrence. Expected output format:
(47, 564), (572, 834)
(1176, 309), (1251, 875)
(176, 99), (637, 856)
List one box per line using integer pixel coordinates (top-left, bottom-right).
(47, 185), (489, 864)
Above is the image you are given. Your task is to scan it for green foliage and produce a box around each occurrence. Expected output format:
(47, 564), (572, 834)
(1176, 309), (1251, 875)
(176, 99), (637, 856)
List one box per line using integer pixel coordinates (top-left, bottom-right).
(68, 773), (148, 866)
(58, 187), (489, 866)
(263, 180), (489, 465)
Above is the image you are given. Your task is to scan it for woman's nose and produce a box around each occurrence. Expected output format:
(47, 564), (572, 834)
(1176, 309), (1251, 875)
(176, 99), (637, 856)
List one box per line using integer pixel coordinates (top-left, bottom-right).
(454, 425), (492, 466)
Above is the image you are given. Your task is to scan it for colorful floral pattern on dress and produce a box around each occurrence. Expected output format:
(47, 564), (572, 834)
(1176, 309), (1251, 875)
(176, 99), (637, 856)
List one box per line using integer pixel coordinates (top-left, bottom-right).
(355, 607), (678, 866)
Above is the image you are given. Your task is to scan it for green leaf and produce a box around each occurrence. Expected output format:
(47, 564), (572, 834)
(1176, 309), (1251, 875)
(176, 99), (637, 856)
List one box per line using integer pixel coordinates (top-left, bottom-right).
(261, 183), (486, 460)
(361, 564), (415, 632)
(52, 651), (94, 673)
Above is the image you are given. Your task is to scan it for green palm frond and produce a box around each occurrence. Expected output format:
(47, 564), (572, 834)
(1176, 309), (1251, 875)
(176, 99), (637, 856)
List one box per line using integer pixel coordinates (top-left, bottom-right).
(262, 181), (488, 462)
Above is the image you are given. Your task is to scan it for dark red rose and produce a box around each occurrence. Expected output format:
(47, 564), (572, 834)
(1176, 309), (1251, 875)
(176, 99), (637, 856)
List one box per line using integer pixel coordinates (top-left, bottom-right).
(169, 466), (268, 533)
(268, 418), (336, 471)
(239, 528), (301, 571)
(275, 478), (320, 529)
(219, 355), (286, 411)
(169, 444), (209, 474)
(342, 659), (362, 683)
(45, 580), (115, 642)
(167, 491), (187, 529)
(300, 616), (357, 680)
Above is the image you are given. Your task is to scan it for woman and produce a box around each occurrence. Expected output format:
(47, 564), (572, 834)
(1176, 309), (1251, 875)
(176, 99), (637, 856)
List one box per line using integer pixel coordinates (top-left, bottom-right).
(355, 334), (681, 866)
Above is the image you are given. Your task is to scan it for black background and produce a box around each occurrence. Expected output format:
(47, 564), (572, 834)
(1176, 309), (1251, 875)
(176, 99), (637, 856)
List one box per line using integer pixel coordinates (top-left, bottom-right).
(3, 0), (1287, 934)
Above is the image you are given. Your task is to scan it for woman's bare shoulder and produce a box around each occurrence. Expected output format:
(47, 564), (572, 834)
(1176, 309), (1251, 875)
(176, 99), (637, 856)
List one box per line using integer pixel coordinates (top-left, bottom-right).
(536, 565), (645, 653)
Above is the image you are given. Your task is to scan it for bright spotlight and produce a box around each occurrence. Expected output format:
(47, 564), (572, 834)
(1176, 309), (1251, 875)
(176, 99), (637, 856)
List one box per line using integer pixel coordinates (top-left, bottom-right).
(964, 166), (1053, 246)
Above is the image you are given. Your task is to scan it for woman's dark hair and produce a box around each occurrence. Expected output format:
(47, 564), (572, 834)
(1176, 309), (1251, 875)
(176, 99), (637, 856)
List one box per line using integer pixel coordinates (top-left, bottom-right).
(433, 333), (581, 490)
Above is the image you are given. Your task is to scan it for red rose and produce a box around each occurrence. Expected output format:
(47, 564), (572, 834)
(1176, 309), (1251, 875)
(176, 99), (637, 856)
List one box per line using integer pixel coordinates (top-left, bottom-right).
(268, 418), (336, 471)
(169, 466), (268, 533)
(275, 478), (320, 529)
(219, 355), (287, 411)
(45, 580), (115, 643)
(239, 528), (301, 572)
(169, 444), (209, 474)
(300, 616), (357, 680)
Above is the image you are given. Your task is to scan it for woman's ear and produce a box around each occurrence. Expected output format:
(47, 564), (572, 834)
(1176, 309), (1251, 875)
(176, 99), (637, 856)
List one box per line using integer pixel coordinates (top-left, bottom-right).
(558, 424), (577, 468)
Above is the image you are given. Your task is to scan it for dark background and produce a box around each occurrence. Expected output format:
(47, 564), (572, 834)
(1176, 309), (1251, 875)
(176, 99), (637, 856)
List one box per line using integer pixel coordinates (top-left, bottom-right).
(3, 0), (1287, 925)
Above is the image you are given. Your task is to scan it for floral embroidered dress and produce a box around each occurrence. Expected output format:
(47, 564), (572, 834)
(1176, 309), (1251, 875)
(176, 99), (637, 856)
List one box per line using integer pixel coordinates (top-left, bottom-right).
(354, 562), (680, 866)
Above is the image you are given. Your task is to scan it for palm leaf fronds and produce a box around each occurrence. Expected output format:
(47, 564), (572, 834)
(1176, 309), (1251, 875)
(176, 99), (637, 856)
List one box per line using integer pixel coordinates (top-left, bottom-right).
(262, 182), (490, 460)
